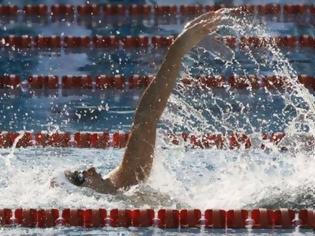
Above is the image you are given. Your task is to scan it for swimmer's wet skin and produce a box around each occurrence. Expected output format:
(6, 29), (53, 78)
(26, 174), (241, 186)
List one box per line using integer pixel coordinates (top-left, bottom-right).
(65, 9), (233, 194)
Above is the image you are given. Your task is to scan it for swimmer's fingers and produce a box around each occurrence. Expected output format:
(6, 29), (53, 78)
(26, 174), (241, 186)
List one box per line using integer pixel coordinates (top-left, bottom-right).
(184, 8), (227, 29)
(174, 12), (225, 55)
(184, 11), (216, 29)
(199, 18), (222, 34)
(229, 6), (247, 15)
(179, 18), (221, 43)
(216, 7), (242, 15)
(185, 7), (242, 33)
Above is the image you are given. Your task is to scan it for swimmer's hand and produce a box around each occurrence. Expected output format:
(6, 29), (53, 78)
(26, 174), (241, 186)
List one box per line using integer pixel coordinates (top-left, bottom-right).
(172, 8), (233, 56)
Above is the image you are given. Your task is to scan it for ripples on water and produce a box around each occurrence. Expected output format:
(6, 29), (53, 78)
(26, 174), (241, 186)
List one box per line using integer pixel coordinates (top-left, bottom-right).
(0, 8), (315, 227)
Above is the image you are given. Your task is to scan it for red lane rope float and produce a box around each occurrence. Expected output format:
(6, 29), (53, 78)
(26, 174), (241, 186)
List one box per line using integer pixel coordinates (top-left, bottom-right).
(0, 4), (315, 17)
(23, 4), (48, 16)
(0, 75), (21, 89)
(1, 74), (315, 91)
(0, 208), (313, 229)
(1, 35), (315, 49)
(0, 132), (126, 149)
(0, 131), (309, 150)
(0, 5), (18, 16)
(0, 35), (175, 49)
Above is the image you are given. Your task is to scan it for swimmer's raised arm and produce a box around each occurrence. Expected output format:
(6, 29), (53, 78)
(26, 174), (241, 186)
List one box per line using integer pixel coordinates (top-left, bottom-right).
(64, 9), (226, 194)
(135, 11), (224, 123)
(109, 10), (225, 189)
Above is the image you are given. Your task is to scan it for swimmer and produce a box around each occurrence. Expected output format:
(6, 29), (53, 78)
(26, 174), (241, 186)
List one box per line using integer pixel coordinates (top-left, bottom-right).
(65, 9), (229, 194)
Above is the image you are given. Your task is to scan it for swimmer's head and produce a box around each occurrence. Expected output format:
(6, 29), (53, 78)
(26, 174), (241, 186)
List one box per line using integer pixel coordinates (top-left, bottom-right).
(64, 170), (85, 186)
(65, 168), (117, 194)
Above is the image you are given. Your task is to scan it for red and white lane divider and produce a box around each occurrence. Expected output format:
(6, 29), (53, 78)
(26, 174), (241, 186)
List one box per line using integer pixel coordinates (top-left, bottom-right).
(0, 131), (310, 149)
(0, 4), (314, 17)
(0, 35), (315, 49)
(0, 132), (128, 149)
(0, 208), (313, 229)
(0, 35), (172, 48)
(1, 74), (314, 91)
(0, 74), (152, 90)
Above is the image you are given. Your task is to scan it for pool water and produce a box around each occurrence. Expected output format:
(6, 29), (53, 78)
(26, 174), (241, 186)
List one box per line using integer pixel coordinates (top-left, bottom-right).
(1, 0), (315, 235)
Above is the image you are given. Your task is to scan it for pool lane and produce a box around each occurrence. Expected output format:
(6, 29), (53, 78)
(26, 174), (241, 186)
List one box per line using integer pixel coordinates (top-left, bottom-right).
(0, 85), (312, 133)
(0, 46), (314, 77)
(0, 15), (314, 37)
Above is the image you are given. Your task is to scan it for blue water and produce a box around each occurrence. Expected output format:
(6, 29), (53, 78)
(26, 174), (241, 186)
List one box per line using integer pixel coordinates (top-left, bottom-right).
(0, 0), (315, 132)
(0, 1), (314, 133)
(0, 40), (315, 132)
(1, 0), (315, 235)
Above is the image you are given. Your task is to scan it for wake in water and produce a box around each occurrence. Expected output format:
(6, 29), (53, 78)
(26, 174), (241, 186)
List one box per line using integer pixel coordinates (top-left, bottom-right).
(1, 10), (315, 210)
(2, 146), (315, 210)
(158, 10), (315, 208)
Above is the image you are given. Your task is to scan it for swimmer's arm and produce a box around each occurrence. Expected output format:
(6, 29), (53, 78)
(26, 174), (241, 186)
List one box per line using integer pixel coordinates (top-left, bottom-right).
(110, 47), (183, 188)
(110, 47), (182, 187)
(133, 10), (224, 123)
(112, 10), (224, 187)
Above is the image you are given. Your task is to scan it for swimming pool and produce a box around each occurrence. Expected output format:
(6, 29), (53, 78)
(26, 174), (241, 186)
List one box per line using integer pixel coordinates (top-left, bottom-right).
(1, 0), (315, 235)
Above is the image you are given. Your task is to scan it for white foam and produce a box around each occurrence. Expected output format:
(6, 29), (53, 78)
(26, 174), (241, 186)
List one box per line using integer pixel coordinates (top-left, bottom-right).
(0, 145), (314, 210)
(1, 8), (315, 212)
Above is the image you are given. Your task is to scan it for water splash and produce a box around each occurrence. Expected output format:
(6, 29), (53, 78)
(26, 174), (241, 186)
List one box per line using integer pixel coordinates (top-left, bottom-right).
(163, 11), (315, 149)
(4, 132), (24, 168)
(155, 11), (315, 208)
(0, 10), (315, 211)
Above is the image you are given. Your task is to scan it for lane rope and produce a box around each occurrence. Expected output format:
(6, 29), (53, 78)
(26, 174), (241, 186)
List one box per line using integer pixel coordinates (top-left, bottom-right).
(0, 131), (312, 149)
(0, 35), (315, 49)
(0, 208), (312, 229)
(0, 74), (314, 91)
(0, 6), (313, 227)
(0, 4), (314, 17)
